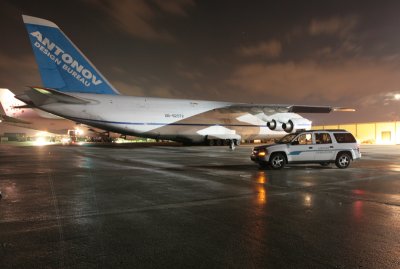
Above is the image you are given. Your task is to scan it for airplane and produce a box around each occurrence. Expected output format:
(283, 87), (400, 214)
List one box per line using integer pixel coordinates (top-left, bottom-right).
(16, 15), (353, 149)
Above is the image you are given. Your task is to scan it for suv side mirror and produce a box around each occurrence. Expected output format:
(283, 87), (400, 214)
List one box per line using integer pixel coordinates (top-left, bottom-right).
(291, 141), (299, 145)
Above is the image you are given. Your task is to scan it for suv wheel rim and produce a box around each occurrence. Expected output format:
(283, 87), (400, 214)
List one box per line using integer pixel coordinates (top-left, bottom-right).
(272, 155), (284, 168)
(339, 155), (349, 167)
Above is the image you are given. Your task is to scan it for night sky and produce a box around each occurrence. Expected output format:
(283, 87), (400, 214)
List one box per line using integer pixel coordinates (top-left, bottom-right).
(1, 0), (400, 124)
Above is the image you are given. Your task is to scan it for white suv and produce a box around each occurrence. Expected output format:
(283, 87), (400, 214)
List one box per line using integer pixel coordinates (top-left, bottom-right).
(251, 130), (361, 169)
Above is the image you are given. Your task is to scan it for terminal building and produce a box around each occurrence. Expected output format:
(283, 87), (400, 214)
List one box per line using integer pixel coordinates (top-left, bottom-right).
(312, 121), (400, 145)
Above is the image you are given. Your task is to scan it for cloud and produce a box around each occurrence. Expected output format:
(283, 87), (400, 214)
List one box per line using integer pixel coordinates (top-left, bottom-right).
(227, 58), (400, 106)
(0, 53), (40, 93)
(177, 70), (204, 80)
(111, 80), (146, 96)
(309, 16), (359, 39)
(110, 77), (184, 99)
(150, 85), (178, 98)
(360, 91), (400, 107)
(175, 64), (204, 80)
(88, 0), (194, 41)
(154, 0), (195, 16)
(240, 17), (359, 61)
(237, 40), (282, 58)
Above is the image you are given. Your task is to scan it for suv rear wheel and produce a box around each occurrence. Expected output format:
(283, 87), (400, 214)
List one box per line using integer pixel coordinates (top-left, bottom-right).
(335, 152), (351, 169)
(269, 153), (286, 170)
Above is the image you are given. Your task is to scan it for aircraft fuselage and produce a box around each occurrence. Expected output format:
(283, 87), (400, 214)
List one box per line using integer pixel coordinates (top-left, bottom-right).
(39, 93), (287, 143)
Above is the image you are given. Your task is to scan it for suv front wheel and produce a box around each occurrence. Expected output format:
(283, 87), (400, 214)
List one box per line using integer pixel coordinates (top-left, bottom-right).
(335, 152), (351, 169)
(269, 153), (286, 170)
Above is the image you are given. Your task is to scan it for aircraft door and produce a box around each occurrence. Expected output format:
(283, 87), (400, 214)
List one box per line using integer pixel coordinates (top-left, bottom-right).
(314, 132), (335, 160)
(289, 133), (315, 161)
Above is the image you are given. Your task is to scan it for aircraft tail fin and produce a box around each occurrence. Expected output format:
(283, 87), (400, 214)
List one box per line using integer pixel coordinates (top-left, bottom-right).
(22, 15), (120, 95)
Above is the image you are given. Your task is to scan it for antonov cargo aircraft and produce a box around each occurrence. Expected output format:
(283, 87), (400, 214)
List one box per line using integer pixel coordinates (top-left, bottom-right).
(16, 15), (351, 148)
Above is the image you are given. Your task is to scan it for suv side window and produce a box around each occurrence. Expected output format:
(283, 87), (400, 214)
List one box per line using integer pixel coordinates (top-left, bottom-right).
(315, 133), (332, 144)
(334, 133), (356, 143)
(294, 133), (313, 145)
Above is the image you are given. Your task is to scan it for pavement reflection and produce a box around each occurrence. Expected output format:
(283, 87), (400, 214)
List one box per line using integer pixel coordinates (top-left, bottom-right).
(0, 144), (399, 268)
(255, 171), (268, 205)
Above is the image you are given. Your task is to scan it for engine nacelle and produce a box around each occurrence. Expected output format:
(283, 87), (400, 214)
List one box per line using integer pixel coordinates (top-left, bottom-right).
(267, 119), (284, 131)
(282, 118), (312, 133)
(266, 119), (276, 130)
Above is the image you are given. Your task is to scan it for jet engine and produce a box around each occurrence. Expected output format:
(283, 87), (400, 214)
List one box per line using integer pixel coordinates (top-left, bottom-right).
(267, 119), (284, 131)
(266, 119), (276, 130)
(263, 113), (312, 133)
(282, 118), (312, 133)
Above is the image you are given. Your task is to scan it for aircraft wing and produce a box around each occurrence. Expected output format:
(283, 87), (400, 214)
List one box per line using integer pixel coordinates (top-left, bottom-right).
(218, 104), (355, 115)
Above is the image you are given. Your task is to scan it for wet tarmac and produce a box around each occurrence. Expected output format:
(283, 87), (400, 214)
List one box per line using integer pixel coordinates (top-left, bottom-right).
(0, 143), (399, 268)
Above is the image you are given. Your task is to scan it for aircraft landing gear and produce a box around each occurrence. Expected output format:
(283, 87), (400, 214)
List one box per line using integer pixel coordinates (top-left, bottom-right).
(205, 138), (240, 150)
(227, 139), (240, 150)
(229, 139), (235, 150)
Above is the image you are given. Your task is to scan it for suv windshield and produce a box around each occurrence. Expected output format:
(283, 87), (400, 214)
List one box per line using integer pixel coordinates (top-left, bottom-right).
(277, 133), (297, 144)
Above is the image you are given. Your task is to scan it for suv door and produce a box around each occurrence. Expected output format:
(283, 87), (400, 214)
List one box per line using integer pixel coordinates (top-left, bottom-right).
(288, 132), (315, 162)
(314, 132), (335, 161)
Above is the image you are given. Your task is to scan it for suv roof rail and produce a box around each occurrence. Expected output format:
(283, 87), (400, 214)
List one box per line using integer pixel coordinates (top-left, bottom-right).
(305, 129), (348, 132)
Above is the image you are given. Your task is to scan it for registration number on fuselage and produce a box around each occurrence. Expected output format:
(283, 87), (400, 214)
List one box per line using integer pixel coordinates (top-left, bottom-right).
(165, 113), (184, 119)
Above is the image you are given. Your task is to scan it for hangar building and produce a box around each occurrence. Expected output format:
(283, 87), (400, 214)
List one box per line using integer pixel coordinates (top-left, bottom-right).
(312, 121), (400, 145)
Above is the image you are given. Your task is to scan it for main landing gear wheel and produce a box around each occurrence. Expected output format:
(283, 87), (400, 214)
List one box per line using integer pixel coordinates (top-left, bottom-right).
(269, 153), (286, 170)
(229, 140), (235, 150)
(335, 152), (351, 169)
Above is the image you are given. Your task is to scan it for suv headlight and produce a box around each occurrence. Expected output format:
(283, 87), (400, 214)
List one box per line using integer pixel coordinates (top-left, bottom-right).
(258, 149), (267, 157)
